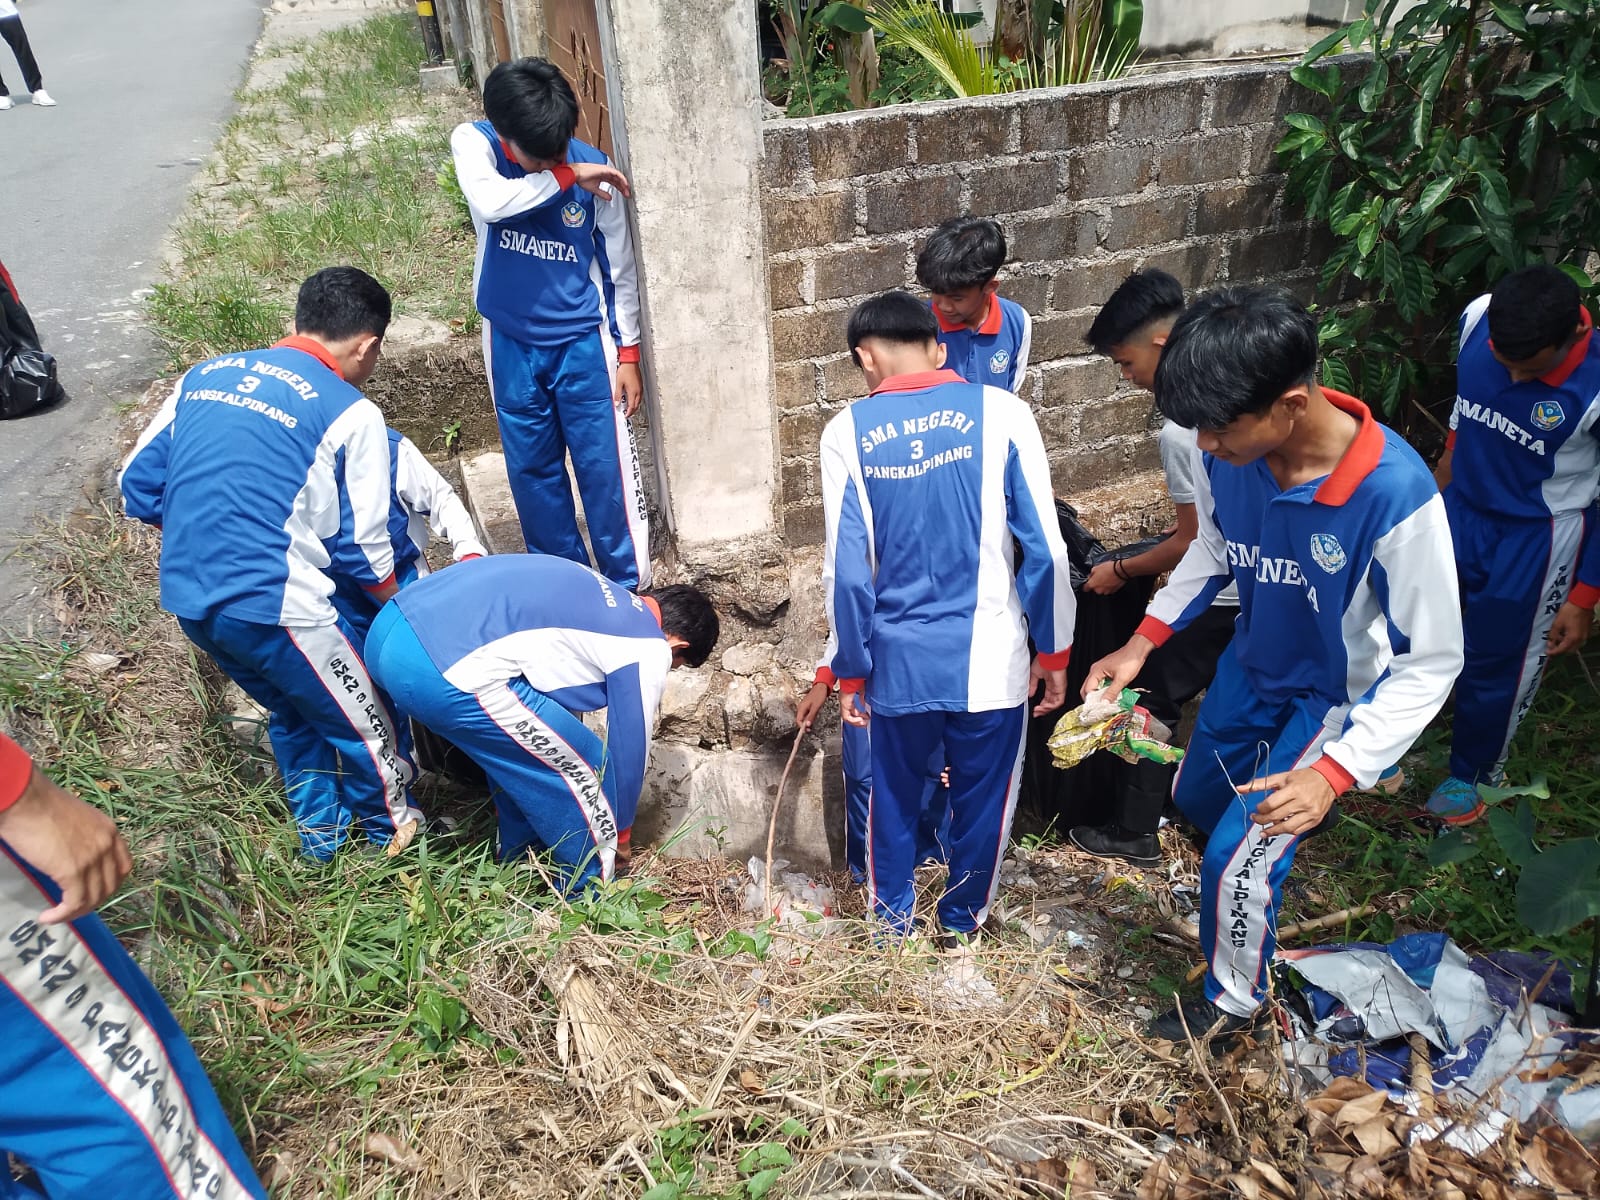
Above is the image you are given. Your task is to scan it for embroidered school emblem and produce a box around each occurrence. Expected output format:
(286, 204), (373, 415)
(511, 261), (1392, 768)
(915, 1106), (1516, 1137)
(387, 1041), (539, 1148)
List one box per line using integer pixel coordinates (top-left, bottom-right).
(989, 349), (1011, 375)
(1309, 533), (1347, 574)
(561, 201), (587, 228)
(1531, 400), (1565, 431)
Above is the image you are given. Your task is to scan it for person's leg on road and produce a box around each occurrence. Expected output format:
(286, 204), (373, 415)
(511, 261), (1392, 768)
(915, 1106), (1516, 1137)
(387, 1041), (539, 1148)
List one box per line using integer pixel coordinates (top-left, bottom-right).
(550, 330), (650, 589)
(935, 704), (1028, 935)
(0, 844), (266, 1199)
(0, 17), (44, 99)
(484, 322), (588, 563)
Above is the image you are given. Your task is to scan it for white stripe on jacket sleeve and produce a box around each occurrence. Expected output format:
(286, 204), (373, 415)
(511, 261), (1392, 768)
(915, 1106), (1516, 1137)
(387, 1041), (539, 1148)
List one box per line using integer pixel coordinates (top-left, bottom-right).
(1320, 494), (1463, 787)
(450, 122), (568, 224)
(118, 380), (182, 525)
(995, 390), (1075, 658)
(393, 434), (487, 560)
(1011, 307), (1033, 394)
(592, 165), (641, 350)
(1145, 446), (1233, 635)
(820, 409), (876, 684)
(336, 400), (398, 588)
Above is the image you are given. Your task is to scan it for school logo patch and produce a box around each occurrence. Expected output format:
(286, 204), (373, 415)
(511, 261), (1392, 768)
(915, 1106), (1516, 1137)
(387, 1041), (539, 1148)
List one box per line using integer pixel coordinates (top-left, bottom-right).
(561, 201), (587, 228)
(1531, 399), (1565, 431)
(989, 349), (1011, 375)
(1309, 533), (1347, 574)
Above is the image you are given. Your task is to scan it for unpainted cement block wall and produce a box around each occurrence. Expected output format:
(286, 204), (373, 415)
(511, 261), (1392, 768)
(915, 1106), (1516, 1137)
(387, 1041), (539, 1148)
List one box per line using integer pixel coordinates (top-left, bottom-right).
(762, 62), (1319, 549)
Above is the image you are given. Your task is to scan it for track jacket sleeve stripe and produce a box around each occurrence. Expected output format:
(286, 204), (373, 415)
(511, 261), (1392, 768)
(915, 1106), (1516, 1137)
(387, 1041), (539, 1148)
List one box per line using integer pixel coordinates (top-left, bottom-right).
(393, 435), (488, 560)
(1011, 308), (1032, 394)
(998, 393), (1074, 665)
(1142, 449), (1231, 643)
(1318, 494), (1464, 788)
(591, 168), (641, 352)
(331, 401), (397, 591)
(449, 123), (571, 225)
(118, 381), (183, 526)
(820, 413), (875, 688)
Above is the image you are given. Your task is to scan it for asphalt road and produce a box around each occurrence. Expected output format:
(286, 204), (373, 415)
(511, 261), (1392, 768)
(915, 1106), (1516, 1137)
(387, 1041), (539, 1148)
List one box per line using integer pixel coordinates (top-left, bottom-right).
(0, 0), (264, 620)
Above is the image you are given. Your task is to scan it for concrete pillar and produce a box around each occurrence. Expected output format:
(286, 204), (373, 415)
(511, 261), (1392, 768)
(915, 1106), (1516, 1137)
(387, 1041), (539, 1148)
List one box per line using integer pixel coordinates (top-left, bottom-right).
(595, 0), (780, 562)
(504, 0), (546, 58)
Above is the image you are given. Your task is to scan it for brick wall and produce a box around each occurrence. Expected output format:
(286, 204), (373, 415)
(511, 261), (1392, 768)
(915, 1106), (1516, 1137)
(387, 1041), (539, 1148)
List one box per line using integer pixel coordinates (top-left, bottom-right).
(762, 62), (1315, 546)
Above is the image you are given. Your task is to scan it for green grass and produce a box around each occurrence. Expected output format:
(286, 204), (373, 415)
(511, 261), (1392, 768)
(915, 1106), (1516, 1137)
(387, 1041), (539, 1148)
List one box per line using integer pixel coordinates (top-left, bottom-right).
(150, 13), (476, 366)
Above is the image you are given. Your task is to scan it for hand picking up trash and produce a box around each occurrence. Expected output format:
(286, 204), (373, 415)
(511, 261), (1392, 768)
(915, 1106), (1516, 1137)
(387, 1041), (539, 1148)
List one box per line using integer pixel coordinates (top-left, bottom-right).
(1047, 684), (1185, 770)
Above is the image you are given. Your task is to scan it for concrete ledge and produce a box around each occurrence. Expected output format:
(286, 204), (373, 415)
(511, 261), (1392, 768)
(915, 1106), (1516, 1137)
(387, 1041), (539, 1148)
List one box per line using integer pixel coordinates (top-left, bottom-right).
(419, 62), (461, 93)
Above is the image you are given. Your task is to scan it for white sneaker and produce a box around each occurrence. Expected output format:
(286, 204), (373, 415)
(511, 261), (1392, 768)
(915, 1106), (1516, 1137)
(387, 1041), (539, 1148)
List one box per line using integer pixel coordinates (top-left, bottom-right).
(0, 96), (13, 111)
(31, 90), (55, 107)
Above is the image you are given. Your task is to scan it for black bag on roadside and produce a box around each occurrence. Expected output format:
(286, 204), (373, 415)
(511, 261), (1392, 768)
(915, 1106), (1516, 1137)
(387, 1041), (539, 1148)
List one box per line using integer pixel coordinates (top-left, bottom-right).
(0, 266), (64, 419)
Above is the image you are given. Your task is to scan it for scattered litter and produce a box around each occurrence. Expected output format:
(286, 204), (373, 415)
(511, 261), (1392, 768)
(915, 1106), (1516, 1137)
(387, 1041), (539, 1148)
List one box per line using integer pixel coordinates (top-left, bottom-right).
(742, 856), (836, 931)
(1047, 686), (1185, 769)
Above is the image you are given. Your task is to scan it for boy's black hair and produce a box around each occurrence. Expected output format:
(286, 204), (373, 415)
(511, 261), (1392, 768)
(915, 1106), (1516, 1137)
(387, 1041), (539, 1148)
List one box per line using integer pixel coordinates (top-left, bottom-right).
(1488, 264), (1582, 361)
(295, 267), (392, 341)
(643, 585), (720, 667)
(483, 58), (580, 162)
(915, 216), (1007, 293)
(1154, 286), (1318, 430)
(847, 290), (940, 362)
(1086, 269), (1185, 354)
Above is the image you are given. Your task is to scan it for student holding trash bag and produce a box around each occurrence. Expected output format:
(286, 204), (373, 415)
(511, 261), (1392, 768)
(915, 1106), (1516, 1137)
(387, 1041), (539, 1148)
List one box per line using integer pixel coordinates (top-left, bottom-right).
(1084, 287), (1463, 1043)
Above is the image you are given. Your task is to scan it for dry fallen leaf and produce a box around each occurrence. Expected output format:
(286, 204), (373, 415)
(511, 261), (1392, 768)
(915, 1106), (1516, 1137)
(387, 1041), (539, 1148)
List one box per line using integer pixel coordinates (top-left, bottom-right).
(1522, 1126), (1598, 1195)
(737, 1067), (765, 1095)
(361, 1132), (423, 1172)
(1335, 1088), (1391, 1130)
(1248, 1157), (1294, 1198)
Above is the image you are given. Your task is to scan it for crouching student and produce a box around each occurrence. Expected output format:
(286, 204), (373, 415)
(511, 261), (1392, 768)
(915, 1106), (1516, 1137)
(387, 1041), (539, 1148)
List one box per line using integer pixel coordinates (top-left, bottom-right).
(1085, 287), (1463, 1041)
(329, 426), (487, 646)
(820, 291), (1075, 942)
(363, 556), (718, 891)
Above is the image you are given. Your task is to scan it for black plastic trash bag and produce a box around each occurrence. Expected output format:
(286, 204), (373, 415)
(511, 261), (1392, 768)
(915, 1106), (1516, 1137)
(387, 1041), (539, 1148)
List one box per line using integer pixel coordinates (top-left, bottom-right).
(0, 260), (64, 419)
(1020, 511), (1162, 835)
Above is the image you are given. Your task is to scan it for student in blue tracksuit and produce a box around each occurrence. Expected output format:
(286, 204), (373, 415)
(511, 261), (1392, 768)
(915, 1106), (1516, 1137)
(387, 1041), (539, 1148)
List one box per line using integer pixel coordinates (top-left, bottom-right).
(916, 216), (1032, 396)
(820, 291), (1076, 939)
(0, 732), (265, 1199)
(120, 268), (422, 861)
(1086, 287), (1463, 1041)
(364, 557), (718, 892)
(1428, 265), (1600, 822)
(327, 426), (487, 647)
(450, 57), (651, 589)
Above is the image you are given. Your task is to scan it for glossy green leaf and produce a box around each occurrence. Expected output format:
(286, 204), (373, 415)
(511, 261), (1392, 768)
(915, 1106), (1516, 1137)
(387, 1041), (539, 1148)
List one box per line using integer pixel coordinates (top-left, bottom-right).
(1356, 219), (1380, 259)
(1558, 262), (1596, 289)
(816, 2), (872, 33)
(1497, 71), (1563, 101)
(1488, 1), (1529, 32)
(1476, 775), (1550, 806)
(1428, 828), (1481, 867)
(1302, 24), (1351, 64)
(1413, 175), (1456, 219)
(1485, 798), (1538, 870)
(1515, 838), (1600, 937)
(1359, 57), (1390, 113)
(1292, 63), (1338, 98)
(1284, 112), (1327, 134)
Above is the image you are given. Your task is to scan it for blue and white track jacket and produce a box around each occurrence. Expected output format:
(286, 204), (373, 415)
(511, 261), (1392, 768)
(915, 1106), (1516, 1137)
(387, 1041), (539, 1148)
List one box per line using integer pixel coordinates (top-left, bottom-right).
(119, 338), (396, 628)
(820, 369), (1076, 715)
(378, 428), (486, 570)
(451, 120), (640, 357)
(1447, 296), (1600, 607)
(935, 295), (1032, 394)
(393, 555), (671, 829)
(1140, 391), (1463, 792)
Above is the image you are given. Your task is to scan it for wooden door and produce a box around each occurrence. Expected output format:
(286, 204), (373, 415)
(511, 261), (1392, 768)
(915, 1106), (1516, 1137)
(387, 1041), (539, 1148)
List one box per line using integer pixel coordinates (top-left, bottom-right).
(544, 0), (614, 158)
(486, 0), (512, 63)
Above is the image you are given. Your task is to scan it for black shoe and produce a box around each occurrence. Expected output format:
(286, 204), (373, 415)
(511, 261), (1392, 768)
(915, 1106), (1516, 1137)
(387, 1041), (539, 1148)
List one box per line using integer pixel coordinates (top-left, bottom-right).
(1148, 995), (1263, 1042)
(1068, 824), (1161, 868)
(1307, 803), (1341, 837)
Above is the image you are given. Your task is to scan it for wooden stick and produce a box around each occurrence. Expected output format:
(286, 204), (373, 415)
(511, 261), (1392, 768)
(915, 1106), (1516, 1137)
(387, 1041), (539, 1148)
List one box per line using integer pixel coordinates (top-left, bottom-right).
(764, 728), (807, 914)
(1408, 1031), (1436, 1116)
(1184, 903), (1379, 983)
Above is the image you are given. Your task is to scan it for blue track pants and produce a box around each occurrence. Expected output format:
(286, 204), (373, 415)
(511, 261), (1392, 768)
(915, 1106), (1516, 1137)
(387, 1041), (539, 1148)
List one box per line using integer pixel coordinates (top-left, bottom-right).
(330, 557), (421, 649)
(866, 705), (1026, 935)
(840, 721), (948, 883)
(178, 614), (419, 860)
(1445, 492), (1589, 782)
(0, 842), (265, 1199)
(484, 323), (650, 589)
(365, 604), (621, 892)
(1173, 646), (1342, 1017)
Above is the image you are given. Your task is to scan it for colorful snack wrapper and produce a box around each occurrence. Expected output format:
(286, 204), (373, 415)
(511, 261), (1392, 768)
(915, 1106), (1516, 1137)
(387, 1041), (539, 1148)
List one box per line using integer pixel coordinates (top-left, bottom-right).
(1047, 687), (1185, 769)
